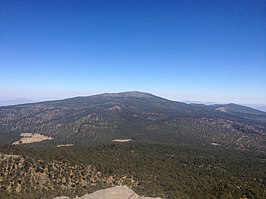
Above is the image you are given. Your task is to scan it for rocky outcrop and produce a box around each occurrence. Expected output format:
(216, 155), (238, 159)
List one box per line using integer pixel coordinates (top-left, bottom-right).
(54, 186), (162, 199)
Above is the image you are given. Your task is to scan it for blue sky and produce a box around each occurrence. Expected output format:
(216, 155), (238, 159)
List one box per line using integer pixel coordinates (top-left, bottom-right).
(0, 0), (265, 104)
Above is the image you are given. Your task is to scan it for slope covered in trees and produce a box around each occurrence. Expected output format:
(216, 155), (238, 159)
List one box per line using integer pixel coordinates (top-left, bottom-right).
(0, 143), (265, 199)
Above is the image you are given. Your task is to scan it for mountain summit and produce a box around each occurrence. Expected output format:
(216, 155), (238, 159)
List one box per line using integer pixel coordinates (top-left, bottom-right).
(101, 91), (155, 98)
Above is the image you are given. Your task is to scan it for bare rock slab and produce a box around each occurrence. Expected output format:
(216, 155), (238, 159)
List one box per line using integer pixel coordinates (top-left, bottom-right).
(54, 186), (162, 199)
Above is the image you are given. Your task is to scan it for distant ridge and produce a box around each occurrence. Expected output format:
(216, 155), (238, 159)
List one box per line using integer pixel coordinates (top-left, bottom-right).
(212, 103), (266, 115)
(2, 92), (265, 113)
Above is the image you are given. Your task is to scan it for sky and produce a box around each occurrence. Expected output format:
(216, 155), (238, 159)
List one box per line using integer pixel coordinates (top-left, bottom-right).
(0, 0), (266, 104)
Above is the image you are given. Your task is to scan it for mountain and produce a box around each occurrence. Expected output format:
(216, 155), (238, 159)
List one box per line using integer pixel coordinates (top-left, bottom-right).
(0, 93), (266, 199)
(211, 103), (266, 124)
(0, 91), (265, 152)
(212, 103), (266, 115)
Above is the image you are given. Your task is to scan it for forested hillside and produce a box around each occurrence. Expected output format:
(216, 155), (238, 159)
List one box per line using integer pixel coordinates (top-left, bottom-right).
(0, 143), (265, 199)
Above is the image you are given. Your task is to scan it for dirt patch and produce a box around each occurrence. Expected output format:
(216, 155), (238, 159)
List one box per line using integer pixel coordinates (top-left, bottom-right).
(56, 144), (74, 147)
(112, 139), (132, 143)
(12, 133), (53, 145)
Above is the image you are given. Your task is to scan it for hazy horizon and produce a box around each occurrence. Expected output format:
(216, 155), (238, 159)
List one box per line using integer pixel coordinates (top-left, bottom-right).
(1, 1), (265, 104)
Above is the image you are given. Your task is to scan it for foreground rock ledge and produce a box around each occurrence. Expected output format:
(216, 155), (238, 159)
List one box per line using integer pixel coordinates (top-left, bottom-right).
(54, 186), (162, 199)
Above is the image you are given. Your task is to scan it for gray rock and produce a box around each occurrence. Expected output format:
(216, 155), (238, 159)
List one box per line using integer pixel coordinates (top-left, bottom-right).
(54, 186), (162, 199)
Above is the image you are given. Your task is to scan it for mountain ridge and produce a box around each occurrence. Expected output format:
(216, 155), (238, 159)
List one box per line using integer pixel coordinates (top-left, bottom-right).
(212, 103), (266, 115)
(1, 91), (265, 114)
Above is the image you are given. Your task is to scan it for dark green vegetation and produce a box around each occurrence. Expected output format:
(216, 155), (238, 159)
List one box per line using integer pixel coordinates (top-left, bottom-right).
(0, 143), (265, 199)
(0, 92), (266, 198)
